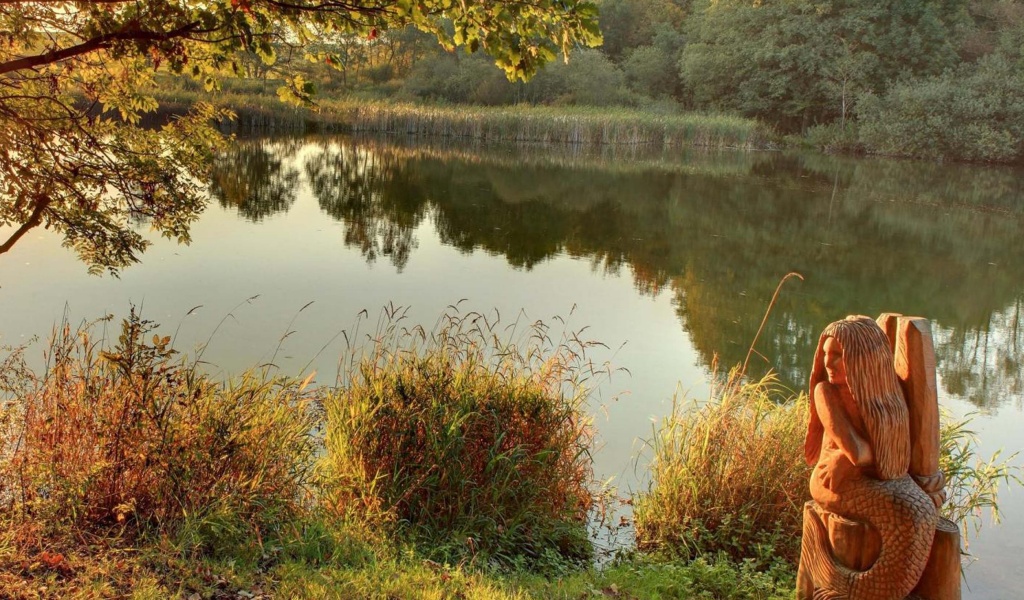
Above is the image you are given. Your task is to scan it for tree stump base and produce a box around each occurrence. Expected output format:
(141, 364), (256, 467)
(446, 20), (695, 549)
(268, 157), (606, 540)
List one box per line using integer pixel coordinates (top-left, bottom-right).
(911, 517), (961, 600)
(798, 502), (961, 600)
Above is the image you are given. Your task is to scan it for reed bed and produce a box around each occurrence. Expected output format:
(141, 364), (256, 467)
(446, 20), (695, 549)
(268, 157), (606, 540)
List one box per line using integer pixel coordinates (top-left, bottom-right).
(145, 84), (770, 149)
(633, 369), (810, 566)
(147, 88), (351, 134)
(346, 103), (770, 150)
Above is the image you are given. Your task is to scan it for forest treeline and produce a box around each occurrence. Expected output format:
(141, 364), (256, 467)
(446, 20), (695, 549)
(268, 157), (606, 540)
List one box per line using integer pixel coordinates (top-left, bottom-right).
(180, 0), (1024, 162)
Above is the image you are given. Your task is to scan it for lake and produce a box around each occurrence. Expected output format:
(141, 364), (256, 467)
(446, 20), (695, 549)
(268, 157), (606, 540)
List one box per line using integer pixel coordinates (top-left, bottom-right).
(1, 136), (1022, 597)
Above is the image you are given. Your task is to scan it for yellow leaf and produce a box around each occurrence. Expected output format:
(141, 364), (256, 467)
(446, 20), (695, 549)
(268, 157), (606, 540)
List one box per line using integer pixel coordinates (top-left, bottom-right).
(299, 371), (317, 392)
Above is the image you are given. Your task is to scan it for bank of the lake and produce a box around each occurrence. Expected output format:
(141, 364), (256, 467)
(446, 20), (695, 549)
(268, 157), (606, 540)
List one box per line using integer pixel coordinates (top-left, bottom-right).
(151, 87), (772, 150)
(0, 311), (803, 599)
(3, 137), (1022, 598)
(151, 83), (1023, 165)
(1, 308), (1013, 599)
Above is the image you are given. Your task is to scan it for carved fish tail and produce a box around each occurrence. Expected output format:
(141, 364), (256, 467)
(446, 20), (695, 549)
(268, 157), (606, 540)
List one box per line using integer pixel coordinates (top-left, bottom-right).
(802, 505), (853, 598)
(847, 476), (936, 598)
(804, 475), (936, 599)
(803, 501), (856, 598)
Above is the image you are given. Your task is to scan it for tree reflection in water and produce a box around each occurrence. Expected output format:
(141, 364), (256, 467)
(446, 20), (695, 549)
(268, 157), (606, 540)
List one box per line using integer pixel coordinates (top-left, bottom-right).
(215, 136), (1024, 410)
(304, 141), (426, 270)
(209, 139), (302, 222)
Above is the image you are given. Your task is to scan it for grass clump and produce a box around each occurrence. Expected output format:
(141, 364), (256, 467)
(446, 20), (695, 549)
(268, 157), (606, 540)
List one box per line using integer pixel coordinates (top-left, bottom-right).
(632, 369), (810, 566)
(939, 412), (1023, 546)
(0, 310), (319, 595)
(319, 306), (600, 571)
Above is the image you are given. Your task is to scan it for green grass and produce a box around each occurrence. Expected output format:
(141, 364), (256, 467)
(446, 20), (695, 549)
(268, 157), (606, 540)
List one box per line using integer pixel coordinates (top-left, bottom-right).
(0, 527), (795, 599)
(268, 551), (795, 599)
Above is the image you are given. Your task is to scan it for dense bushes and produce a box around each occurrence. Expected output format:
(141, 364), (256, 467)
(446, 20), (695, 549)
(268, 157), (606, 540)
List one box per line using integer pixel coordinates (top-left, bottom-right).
(398, 49), (632, 107)
(680, 0), (966, 130)
(857, 53), (1024, 162)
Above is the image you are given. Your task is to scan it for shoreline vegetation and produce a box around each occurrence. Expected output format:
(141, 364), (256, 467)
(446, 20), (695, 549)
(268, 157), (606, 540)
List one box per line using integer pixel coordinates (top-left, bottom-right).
(150, 87), (773, 152)
(138, 0), (1023, 166)
(1, 310), (1019, 599)
(147, 76), (1024, 165)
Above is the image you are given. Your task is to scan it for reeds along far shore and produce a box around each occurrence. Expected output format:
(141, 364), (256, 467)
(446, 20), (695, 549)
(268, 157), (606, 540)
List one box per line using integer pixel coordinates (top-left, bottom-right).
(147, 87), (770, 149)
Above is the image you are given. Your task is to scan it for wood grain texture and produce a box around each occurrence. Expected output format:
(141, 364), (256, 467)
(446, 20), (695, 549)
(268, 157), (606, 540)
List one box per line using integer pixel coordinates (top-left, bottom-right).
(800, 316), (938, 599)
(894, 317), (945, 509)
(912, 518), (962, 600)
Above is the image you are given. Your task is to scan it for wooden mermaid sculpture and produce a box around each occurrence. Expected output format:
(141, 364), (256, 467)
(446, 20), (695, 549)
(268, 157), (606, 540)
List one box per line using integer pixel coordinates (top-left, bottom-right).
(797, 315), (943, 600)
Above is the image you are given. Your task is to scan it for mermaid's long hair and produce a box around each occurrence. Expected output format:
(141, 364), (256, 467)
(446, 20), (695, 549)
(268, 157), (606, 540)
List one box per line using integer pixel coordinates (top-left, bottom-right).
(804, 315), (910, 480)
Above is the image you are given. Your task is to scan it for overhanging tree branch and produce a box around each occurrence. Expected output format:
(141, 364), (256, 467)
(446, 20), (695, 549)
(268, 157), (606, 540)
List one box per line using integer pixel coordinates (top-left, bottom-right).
(0, 197), (50, 255)
(0, 22), (204, 76)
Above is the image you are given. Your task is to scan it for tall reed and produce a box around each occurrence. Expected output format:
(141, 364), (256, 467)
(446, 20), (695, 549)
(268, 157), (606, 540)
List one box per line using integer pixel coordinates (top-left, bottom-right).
(146, 83), (771, 149)
(346, 103), (769, 150)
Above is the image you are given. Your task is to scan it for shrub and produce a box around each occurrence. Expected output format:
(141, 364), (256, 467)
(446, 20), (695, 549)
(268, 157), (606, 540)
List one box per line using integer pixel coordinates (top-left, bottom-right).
(399, 52), (516, 106)
(632, 370), (809, 566)
(319, 306), (600, 569)
(802, 122), (863, 154)
(0, 311), (318, 554)
(857, 53), (1024, 162)
(558, 49), (630, 107)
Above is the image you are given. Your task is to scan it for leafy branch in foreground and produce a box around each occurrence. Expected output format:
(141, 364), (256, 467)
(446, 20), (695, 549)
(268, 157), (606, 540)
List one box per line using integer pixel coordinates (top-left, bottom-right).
(0, 0), (601, 273)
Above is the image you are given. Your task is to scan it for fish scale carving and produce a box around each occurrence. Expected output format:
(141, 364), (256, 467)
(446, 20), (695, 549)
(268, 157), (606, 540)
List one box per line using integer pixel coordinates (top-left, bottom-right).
(796, 315), (958, 600)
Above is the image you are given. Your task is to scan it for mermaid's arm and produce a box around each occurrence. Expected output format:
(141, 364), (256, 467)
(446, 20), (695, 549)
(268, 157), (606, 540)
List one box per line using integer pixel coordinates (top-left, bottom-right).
(814, 382), (874, 468)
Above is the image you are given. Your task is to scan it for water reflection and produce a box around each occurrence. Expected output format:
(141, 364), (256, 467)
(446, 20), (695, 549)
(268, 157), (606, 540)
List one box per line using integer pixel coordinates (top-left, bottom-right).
(304, 142), (425, 270)
(217, 137), (1024, 409)
(210, 139), (302, 221)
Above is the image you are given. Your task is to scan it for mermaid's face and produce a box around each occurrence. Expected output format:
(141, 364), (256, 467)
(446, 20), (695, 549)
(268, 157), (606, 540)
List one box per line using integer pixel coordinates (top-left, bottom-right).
(822, 336), (847, 386)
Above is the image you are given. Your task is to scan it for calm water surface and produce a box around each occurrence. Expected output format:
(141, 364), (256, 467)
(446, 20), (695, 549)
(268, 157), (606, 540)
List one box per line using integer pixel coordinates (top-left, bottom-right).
(2, 137), (1022, 597)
